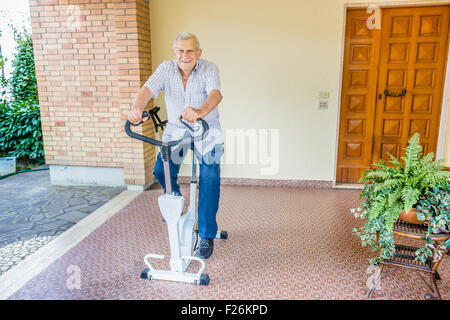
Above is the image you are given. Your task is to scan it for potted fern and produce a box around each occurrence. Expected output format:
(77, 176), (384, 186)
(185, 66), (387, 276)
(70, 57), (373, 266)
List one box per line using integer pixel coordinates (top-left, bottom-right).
(352, 133), (450, 264)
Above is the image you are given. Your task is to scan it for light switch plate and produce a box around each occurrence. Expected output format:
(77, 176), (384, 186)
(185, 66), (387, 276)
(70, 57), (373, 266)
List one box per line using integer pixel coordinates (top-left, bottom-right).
(318, 91), (330, 100)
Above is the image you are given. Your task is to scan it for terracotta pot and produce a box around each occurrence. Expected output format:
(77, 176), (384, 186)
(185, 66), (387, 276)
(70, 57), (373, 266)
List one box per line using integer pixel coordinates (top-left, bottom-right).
(398, 207), (423, 225)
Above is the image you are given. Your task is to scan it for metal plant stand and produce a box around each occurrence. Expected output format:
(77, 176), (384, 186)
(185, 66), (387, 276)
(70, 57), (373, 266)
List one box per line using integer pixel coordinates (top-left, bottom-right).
(368, 221), (449, 300)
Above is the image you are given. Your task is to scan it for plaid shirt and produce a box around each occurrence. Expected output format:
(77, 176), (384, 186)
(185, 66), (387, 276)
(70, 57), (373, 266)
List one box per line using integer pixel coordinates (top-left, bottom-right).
(144, 59), (223, 156)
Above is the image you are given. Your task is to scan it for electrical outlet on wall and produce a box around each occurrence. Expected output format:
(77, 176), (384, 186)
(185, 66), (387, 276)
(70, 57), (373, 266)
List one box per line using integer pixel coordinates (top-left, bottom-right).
(318, 100), (328, 109)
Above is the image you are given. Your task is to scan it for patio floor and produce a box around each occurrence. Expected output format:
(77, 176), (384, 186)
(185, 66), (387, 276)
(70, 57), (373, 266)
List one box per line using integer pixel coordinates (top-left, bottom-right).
(3, 184), (449, 300)
(0, 168), (125, 276)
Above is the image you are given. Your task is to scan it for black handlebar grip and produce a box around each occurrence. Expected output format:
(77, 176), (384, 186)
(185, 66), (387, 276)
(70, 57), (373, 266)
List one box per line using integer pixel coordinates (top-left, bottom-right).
(124, 120), (163, 147)
(130, 111), (150, 127)
(125, 112), (209, 147)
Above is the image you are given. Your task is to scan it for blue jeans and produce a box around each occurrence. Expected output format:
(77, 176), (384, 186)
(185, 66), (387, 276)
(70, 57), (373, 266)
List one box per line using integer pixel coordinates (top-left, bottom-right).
(153, 144), (223, 239)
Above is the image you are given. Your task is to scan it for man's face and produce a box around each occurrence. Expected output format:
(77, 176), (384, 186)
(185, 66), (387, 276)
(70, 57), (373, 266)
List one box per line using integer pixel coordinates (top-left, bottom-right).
(173, 38), (202, 73)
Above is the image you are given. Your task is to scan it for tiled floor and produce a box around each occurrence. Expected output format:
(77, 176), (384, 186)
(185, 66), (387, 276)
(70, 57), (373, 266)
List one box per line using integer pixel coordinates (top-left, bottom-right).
(7, 185), (449, 300)
(0, 168), (125, 275)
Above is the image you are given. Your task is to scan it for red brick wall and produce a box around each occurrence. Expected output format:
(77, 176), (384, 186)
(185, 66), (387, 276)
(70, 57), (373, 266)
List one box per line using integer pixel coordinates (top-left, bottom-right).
(29, 0), (155, 186)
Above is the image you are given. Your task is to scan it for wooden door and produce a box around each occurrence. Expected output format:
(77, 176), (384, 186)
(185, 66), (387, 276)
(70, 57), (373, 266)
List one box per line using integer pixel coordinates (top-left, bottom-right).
(372, 6), (449, 164)
(337, 6), (450, 184)
(336, 9), (382, 183)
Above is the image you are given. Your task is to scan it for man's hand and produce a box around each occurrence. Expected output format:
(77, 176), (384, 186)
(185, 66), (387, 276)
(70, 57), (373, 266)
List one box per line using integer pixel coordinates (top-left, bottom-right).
(128, 107), (146, 124)
(179, 90), (222, 122)
(180, 106), (204, 122)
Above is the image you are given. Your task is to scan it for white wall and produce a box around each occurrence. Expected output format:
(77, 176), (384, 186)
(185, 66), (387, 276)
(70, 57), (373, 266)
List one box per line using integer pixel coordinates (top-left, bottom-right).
(149, 0), (450, 181)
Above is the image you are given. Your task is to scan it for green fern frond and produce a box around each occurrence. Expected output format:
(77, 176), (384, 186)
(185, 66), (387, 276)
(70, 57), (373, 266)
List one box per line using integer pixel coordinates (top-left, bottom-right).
(383, 203), (402, 231)
(374, 178), (402, 193)
(422, 171), (450, 188)
(387, 152), (403, 169)
(403, 133), (423, 175)
(426, 158), (445, 173)
(420, 152), (435, 166)
(401, 186), (421, 212)
(362, 165), (397, 183)
(369, 194), (388, 220)
(375, 160), (396, 172)
(388, 188), (402, 206)
(360, 170), (385, 183)
(416, 154), (442, 174)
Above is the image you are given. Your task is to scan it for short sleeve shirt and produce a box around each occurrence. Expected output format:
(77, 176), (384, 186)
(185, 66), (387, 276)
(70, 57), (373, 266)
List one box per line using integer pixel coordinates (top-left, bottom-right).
(144, 59), (223, 155)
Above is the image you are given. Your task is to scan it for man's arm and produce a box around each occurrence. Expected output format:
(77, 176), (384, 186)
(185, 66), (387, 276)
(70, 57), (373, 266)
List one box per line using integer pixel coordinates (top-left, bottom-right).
(181, 89), (222, 122)
(129, 61), (167, 124)
(128, 86), (154, 124)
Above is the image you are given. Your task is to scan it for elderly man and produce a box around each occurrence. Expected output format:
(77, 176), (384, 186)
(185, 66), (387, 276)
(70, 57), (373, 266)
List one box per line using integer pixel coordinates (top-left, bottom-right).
(128, 32), (224, 259)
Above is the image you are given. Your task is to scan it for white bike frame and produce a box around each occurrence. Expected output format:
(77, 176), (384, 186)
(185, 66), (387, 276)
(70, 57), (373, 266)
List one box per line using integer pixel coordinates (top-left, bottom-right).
(126, 110), (227, 286)
(141, 145), (206, 285)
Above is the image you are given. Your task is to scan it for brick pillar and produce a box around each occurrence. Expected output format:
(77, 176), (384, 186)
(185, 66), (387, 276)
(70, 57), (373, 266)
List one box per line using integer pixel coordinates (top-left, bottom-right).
(29, 0), (155, 188)
(115, 0), (155, 187)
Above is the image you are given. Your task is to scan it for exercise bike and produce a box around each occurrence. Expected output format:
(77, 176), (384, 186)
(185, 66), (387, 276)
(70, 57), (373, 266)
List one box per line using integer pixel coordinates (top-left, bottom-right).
(125, 107), (227, 286)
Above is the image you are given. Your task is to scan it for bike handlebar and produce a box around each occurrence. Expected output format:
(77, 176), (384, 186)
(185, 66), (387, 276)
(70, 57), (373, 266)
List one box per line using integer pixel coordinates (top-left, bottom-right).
(124, 111), (209, 147)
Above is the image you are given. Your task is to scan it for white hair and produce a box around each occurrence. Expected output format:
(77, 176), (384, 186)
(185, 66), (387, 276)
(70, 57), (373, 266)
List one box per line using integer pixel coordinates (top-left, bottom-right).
(173, 32), (200, 51)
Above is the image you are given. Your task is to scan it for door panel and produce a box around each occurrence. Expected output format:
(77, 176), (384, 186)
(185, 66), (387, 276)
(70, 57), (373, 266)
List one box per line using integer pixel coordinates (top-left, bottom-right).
(337, 6), (450, 184)
(372, 6), (449, 164)
(336, 9), (381, 183)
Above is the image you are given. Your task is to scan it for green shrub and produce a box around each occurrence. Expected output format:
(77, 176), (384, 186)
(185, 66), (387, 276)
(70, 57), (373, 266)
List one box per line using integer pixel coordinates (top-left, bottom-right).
(0, 29), (8, 99)
(0, 25), (43, 163)
(9, 28), (38, 102)
(1, 25), (38, 103)
(0, 99), (44, 161)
